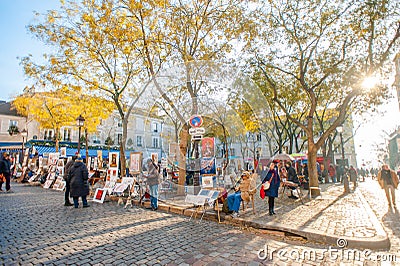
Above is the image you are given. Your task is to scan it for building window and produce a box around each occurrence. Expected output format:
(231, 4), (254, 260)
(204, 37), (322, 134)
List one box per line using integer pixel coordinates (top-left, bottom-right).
(152, 122), (158, 132)
(257, 133), (262, 142)
(136, 136), (142, 147)
(230, 148), (235, 156)
(152, 137), (159, 148)
(9, 120), (18, 127)
(117, 133), (122, 144)
(117, 121), (123, 127)
(63, 128), (71, 141)
(44, 130), (54, 140)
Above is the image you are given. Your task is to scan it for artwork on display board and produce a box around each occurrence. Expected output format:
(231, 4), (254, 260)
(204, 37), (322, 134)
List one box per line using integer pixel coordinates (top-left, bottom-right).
(42, 158), (48, 167)
(23, 155), (29, 167)
(109, 152), (119, 168)
(151, 153), (158, 164)
(43, 179), (54, 189)
(57, 166), (64, 177)
(112, 182), (127, 193)
(67, 156), (72, 162)
(201, 137), (215, 158)
(60, 147), (67, 158)
(52, 177), (66, 191)
(93, 188), (107, 203)
(57, 159), (64, 168)
(97, 150), (103, 169)
(93, 157), (98, 170)
(107, 169), (118, 181)
(201, 175), (215, 188)
(104, 181), (116, 194)
(49, 153), (60, 165)
(38, 156), (43, 169)
(24, 148), (29, 156)
(87, 157), (92, 170)
(121, 177), (135, 188)
(129, 152), (142, 173)
(48, 172), (56, 180)
(200, 157), (216, 175)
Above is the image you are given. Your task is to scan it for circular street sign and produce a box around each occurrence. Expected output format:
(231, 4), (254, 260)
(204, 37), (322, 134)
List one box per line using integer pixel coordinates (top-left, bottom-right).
(189, 115), (203, 128)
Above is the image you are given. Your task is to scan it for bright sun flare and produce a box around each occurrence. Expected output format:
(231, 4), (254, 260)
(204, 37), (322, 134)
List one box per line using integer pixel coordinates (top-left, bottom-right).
(361, 76), (379, 90)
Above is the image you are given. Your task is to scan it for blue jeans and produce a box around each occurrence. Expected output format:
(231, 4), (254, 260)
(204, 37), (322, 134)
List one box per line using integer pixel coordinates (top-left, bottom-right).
(227, 192), (242, 212)
(73, 196), (88, 208)
(149, 184), (159, 209)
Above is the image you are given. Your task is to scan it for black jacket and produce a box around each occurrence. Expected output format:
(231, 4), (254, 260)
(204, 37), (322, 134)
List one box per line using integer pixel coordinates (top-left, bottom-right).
(68, 161), (89, 197)
(0, 158), (11, 175)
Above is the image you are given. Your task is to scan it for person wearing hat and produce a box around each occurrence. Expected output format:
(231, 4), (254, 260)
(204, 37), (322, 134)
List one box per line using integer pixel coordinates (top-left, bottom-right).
(67, 154), (90, 208)
(227, 171), (251, 218)
(0, 152), (12, 192)
(144, 158), (160, 211)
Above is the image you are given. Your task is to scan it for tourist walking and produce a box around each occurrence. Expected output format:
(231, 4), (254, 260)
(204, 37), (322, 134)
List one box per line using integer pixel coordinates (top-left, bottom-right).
(377, 164), (399, 208)
(328, 164), (336, 183)
(349, 165), (358, 190)
(67, 155), (90, 208)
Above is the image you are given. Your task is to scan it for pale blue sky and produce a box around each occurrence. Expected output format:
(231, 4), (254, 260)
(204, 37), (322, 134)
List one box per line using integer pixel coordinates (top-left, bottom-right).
(0, 0), (60, 101)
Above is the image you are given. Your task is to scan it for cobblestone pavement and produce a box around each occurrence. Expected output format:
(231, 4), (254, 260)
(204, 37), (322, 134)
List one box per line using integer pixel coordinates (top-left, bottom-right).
(0, 182), (399, 265)
(358, 178), (400, 254)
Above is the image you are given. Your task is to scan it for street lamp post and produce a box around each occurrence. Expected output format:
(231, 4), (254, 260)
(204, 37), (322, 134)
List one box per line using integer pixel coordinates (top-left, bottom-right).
(76, 115), (85, 155)
(336, 125), (350, 193)
(21, 129), (28, 166)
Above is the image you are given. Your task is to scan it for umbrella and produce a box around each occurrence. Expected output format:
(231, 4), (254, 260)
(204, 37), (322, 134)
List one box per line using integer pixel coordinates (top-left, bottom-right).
(290, 153), (307, 159)
(272, 153), (295, 161)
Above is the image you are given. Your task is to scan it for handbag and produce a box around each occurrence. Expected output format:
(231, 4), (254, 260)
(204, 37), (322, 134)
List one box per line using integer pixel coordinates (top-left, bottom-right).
(260, 186), (265, 199)
(262, 173), (274, 191)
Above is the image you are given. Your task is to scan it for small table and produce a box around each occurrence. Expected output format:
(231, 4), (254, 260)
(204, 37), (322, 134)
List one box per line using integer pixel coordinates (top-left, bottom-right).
(281, 180), (304, 204)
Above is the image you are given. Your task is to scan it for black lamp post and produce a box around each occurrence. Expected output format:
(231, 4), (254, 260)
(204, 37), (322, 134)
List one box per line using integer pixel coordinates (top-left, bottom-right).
(336, 125), (349, 193)
(20, 129), (28, 164)
(76, 115), (85, 154)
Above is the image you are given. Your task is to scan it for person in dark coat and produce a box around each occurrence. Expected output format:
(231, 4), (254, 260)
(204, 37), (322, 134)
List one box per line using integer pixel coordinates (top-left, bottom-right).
(0, 152), (12, 192)
(286, 161), (299, 199)
(63, 156), (77, 206)
(68, 155), (90, 208)
(262, 161), (281, 215)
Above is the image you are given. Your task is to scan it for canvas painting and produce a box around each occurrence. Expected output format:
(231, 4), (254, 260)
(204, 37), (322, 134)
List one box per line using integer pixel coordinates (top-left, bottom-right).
(104, 181), (116, 194)
(129, 152), (142, 173)
(200, 158), (216, 175)
(93, 188), (107, 203)
(113, 182), (127, 193)
(87, 156), (92, 170)
(201, 175), (215, 188)
(49, 153), (60, 165)
(109, 152), (119, 169)
(60, 147), (67, 158)
(201, 137), (215, 158)
(97, 150), (103, 169)
(53, 177), (66, 191)
(43, 179), (54, 189)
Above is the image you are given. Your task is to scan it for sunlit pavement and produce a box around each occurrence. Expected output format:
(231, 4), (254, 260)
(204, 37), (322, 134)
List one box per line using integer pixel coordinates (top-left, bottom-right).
(358, 178), (400, 252)
(0, 181), (399, 265)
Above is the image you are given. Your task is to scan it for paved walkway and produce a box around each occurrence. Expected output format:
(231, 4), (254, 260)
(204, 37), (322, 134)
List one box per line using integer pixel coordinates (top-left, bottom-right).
(160, 179), (390, 250)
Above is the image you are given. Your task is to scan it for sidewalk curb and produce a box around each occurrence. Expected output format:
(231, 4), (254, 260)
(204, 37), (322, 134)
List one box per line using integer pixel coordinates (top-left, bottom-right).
(157, 193), (390, 251)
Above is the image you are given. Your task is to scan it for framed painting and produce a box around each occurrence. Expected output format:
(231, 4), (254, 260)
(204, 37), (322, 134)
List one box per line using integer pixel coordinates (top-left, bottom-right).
(129, 152), (142, 174)
(93, 188), (107, 203)
(109, 152), (119, 169)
